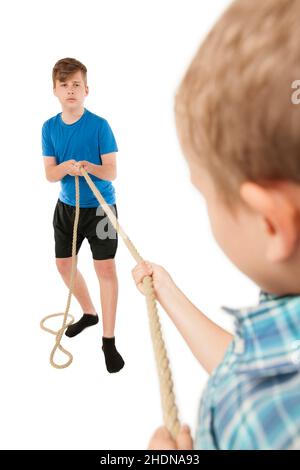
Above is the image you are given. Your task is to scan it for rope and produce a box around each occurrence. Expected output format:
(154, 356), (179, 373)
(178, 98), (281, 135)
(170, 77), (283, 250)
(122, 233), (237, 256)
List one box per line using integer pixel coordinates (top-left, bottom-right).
(40, 175), (80, 369)
(41, 168), (180, 439)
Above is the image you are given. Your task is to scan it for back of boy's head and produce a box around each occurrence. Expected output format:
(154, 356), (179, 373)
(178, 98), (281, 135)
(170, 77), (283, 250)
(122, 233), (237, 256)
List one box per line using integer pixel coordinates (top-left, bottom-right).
(175, 0), (300, 207)
(52, 58), (87, 88)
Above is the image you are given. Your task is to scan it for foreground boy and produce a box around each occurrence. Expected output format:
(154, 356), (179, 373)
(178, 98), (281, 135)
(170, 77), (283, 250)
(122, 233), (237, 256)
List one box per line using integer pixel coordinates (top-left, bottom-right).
(132, 0), (300, 449)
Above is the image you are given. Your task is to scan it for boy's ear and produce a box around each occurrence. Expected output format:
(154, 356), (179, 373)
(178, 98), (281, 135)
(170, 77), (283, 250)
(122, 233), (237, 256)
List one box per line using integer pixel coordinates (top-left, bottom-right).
(240, 181), (300, 262)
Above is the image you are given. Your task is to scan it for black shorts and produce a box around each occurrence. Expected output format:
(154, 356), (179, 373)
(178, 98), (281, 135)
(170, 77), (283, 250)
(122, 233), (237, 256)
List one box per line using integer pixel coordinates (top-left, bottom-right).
(53, 199), (118, 260)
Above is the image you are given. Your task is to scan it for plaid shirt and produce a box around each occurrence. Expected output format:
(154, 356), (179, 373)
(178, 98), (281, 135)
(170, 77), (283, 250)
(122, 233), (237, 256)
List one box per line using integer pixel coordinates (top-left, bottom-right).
(195, 291), (300, 449)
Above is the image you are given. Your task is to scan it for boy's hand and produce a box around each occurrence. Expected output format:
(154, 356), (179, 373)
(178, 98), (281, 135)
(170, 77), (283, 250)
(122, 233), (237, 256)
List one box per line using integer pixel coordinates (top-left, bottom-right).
(148, 425), (193, 450)
(63, 159), (82, 177)
(75, 160), (93, 174)
(131, 261), (173, 297)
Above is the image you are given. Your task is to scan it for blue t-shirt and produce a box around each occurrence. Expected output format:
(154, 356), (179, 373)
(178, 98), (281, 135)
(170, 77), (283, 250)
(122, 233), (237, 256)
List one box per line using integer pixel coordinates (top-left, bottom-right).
(42, 108), (118, 207)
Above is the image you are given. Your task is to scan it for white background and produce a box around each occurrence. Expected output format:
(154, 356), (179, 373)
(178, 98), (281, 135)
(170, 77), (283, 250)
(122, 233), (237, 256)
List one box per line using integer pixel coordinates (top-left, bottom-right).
(0, 0), (259, 450)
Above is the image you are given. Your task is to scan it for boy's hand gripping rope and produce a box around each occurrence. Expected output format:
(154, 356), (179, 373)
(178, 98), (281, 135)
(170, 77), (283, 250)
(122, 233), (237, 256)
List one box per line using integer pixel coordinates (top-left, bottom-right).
(40, 168), (180, 439)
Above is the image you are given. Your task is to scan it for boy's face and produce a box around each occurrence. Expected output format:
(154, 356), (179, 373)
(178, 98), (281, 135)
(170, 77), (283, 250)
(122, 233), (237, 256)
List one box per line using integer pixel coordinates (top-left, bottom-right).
(53, 70), (88, 110)
(187, 159), (300, 295)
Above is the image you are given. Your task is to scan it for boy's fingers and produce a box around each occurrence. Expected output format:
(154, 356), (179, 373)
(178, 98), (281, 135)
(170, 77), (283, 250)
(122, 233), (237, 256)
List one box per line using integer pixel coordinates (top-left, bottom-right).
(132, 271), (146, 285)
(145, 263), (153, 274)
(134, 261), (153, 274)
(131, 262), (154, 293)
(132, 269), (151, 284)
(147, 426), (176, 450)
(176, 425), (193, 450)
(131, 265), (142, 276)
(149, 426), (172, 443)
(154, 426), (170, 439)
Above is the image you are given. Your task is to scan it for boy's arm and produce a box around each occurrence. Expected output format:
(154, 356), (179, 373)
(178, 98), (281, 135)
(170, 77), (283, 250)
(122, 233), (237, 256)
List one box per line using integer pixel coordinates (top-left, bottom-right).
(43, 157), (80, 182)
(132, 262), (233, 375)
(77, 153), (117, 181)
(157, 279), (233, 374)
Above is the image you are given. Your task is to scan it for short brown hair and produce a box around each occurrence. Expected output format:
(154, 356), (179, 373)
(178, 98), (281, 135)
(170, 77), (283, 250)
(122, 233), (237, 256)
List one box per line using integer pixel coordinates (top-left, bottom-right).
(52, 58), (87, 88)
(175, 0), (300, 207)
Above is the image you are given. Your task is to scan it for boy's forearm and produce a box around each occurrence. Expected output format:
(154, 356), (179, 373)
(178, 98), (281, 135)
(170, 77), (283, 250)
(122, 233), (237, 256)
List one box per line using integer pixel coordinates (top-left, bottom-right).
(156, 281), (233, 374)
(47, 163), (67, 182)
(88, 163), (116, 181)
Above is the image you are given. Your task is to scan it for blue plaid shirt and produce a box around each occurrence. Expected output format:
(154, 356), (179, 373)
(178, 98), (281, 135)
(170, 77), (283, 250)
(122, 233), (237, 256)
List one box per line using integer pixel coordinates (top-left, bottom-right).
(195, 291), (300, 449)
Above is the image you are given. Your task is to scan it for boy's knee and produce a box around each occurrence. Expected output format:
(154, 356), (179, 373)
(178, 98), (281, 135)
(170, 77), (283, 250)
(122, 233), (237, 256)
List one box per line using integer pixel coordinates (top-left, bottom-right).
(94, 259), (116, 280)
(55, 257), (73, 276)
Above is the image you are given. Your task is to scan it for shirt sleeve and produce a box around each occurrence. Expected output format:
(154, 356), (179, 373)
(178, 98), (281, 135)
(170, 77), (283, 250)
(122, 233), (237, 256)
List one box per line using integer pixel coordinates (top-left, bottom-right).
(99, 119), (118, 155)
(42, 121), (55, 156)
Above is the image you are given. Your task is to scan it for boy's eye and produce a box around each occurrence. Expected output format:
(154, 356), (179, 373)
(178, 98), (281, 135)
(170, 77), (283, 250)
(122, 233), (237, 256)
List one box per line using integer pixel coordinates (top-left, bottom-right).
(59, 82), (80, 87)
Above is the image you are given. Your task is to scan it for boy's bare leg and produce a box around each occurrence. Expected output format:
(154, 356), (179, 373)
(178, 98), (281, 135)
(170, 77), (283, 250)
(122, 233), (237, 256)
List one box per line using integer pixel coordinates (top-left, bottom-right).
(55, 257), (97, 314)
(93, 259), (118, 337)
(94, 258), (124, 373)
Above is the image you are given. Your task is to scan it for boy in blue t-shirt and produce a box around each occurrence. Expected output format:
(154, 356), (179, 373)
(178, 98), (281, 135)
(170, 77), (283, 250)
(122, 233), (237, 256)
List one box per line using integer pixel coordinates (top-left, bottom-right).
(42, 58), (124, 373)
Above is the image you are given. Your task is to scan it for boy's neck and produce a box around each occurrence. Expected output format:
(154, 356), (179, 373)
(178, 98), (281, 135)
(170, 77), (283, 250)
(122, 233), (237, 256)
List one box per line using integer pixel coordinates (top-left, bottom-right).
(61, 106), (85, 124)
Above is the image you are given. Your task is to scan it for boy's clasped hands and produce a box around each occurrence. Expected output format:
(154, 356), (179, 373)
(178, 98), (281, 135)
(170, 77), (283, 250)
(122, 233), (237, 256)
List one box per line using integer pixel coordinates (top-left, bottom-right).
(63, 159), (93, 176)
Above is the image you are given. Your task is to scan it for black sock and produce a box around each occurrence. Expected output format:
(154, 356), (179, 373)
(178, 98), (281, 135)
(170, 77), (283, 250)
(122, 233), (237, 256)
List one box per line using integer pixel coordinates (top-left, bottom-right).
(102, 337), (125, 373)
(65, 313), (99, 337)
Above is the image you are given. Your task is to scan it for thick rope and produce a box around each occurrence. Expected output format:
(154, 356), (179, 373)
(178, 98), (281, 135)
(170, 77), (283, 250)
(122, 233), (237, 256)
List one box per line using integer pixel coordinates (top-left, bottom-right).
(40, 175), (80, 369)
(41, 169), (180, 439)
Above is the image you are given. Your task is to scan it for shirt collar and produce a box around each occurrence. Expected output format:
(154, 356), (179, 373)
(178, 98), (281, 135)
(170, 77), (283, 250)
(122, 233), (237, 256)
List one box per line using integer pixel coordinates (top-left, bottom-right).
(258, 290), (296, 304)
(221, 291), (300, 376)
